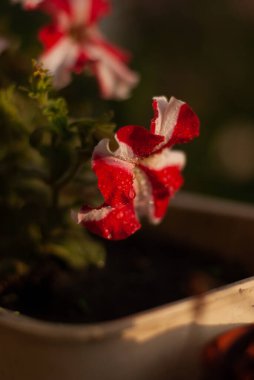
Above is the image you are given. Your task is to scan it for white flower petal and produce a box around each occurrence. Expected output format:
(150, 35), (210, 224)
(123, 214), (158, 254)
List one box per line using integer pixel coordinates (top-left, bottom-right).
(133, 167), (154, 222)
(71, 0), (91, 25)
(141, 149), (186, 171)
(152, 96), (184, 144)
(135, 149), (185, 224)
(40, 37), (79, 89)
(85, 42), (139, 100)
(72, 206), (112, 224)
(94, 136), (137, 163)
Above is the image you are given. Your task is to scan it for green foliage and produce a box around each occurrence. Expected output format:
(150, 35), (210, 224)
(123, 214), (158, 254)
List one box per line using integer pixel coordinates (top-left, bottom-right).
(28, 61), (69, 129)
(40, 230), (106, 269)
(0, 61), (115, 270)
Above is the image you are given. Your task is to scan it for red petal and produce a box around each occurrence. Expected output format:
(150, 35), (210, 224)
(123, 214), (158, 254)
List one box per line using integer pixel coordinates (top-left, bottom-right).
(139, 164), (183, 222)
(76, 203), (141, 240)
(150, 97), (165, 135)
(90, 47), (139, 100)
(89, 35), (130, 63)
(39, 25), (64, 51)
(150, 97), (200, 149)
(73, 51), (89, 73)
(42, 0), (109, 24)
(88, 0), (111, 24)
(93, 151), (135, 207)
(116, 125), (164, 158)
(168, 103), (200, 146)
(85, 29), (139, 99)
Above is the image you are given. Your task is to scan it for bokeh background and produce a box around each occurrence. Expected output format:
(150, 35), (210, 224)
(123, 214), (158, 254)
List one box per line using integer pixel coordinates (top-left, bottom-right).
(108, 0), (254, 203)
(2, 0), (254, 203)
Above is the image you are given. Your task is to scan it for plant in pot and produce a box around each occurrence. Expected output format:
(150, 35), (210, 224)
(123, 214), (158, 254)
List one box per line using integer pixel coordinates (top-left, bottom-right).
(0, 1), (253, 380)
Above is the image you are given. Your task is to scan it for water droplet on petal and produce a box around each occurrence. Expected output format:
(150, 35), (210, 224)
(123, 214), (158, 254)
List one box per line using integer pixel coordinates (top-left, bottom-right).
(117, 212), (124, 219)
(104, 228), (112, 239)
(128, 189), (136, 199)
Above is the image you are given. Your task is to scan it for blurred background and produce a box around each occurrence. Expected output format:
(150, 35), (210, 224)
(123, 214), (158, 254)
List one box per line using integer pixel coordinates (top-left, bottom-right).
(108, 0), (254, 203)
(2, 0), (254, 203)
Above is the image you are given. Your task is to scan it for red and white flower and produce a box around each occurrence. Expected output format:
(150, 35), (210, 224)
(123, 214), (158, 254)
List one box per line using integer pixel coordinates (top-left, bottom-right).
(73, 96), (200, 240)
(38, 0), (139, 99)
(12, 0), (43, 9)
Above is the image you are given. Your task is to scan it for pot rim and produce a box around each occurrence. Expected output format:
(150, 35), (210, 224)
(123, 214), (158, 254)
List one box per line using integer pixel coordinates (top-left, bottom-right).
(1, 191), (254, 343)
(0, 276), (254, 343)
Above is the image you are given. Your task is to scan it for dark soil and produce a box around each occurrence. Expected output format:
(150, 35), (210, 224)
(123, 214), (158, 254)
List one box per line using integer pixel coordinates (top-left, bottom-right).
(0, 233), (250, 324)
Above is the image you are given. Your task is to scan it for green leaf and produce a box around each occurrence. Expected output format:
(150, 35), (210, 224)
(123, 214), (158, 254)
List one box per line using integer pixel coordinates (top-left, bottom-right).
(28, 61), (69, 130)
(40, 234), (106, 269)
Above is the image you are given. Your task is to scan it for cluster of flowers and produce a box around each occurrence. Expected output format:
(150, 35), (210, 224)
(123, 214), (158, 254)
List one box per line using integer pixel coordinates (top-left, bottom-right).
(8, 0), (200, 240)
(13, 0), (139, 99)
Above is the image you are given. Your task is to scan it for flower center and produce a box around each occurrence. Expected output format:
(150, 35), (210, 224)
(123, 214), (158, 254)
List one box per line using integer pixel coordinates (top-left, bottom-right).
(69, 25), (87, 43)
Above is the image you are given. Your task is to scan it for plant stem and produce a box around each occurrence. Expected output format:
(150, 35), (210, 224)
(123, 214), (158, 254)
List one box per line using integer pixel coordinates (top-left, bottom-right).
(53, 154), (83, 193)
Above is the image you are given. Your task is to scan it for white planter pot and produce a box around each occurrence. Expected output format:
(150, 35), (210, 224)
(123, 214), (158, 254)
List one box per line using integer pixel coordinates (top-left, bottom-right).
(0, 192), (254, 380)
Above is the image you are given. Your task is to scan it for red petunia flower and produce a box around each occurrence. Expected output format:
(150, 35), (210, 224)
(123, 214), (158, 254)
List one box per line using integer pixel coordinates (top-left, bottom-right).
(37, 0), (139, 99)
(73, 96), (200, 240)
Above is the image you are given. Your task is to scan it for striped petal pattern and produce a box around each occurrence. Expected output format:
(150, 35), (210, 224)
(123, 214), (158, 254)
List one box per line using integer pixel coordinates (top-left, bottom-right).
(137, 150), (185, 223)
(151, 96), (200, 149)
(74, 96), (200, 240)
(35, 0), (139, 99)
(73, 203), (141, 240)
